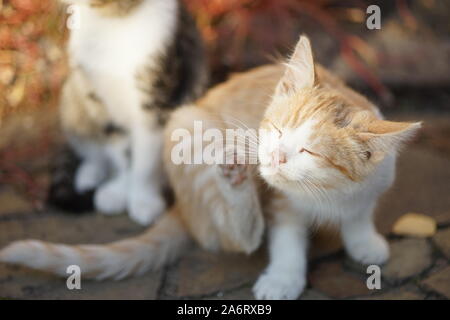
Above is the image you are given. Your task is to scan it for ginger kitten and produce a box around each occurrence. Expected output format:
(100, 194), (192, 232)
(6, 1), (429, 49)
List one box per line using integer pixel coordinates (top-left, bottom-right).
(251, 37), (420, 298)
(0, 36), (420, 299)
(54, 0), (207, 224)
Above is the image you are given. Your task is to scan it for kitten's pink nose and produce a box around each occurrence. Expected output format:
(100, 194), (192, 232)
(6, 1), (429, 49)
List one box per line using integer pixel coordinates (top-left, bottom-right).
(270, 150), (287, 167)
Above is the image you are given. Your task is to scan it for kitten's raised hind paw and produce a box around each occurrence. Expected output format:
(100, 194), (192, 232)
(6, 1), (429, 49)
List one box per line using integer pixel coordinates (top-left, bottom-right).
(253, 270), (305, 300)
(215, 160), (264, 254)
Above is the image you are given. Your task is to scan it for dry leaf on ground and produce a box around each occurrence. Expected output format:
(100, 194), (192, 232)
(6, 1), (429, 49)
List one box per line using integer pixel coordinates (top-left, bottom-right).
(392, 213), (437, 238)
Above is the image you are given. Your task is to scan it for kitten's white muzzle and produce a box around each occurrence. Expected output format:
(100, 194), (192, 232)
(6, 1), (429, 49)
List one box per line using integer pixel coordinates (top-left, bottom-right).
(270, 149), (287, 168)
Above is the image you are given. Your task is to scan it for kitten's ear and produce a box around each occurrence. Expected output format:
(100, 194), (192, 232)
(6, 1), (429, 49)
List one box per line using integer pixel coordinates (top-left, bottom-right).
(275, 35), (315, 97)
(358, 120), (421, 161)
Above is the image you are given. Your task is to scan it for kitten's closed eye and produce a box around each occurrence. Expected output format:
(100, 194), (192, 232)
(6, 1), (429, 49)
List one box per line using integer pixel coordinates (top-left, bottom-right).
(299, 148), (313, 155)
(299, 148), (325, 160)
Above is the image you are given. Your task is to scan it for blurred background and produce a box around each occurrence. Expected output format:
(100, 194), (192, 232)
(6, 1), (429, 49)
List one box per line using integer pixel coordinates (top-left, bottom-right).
(0, 0), (449, 300)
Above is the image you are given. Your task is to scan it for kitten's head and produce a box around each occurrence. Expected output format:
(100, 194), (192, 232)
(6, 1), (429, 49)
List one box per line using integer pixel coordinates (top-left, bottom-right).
(258, 36), (420, 194)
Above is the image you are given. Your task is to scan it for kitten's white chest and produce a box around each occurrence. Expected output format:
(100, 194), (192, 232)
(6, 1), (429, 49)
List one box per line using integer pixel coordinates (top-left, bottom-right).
(68, 1), (177, 126)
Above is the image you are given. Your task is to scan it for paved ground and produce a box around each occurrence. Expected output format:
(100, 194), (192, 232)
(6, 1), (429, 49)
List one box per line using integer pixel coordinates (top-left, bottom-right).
(0, 106), (449, 300)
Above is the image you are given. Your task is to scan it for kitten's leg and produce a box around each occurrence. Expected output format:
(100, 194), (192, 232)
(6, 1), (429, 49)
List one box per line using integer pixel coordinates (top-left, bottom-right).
(75, 158), (108, 193)
(253, 217), (308, 300)
(340, 203), (389, 265)
(164, 106), (264, 253)
(69, 136), (109, 193)
(213, 161), (264, 254)
(94, 138), (129, 215)
(128, 125), (165, 226)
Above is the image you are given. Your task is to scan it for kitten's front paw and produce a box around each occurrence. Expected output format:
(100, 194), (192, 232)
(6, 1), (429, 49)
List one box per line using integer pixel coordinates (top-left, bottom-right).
(346, 233), (389, 265)
(94, 178), (127, 215)
(128, 189), (165, 226)
(75, 161), (107, 192)
(253, 270), (305, 300)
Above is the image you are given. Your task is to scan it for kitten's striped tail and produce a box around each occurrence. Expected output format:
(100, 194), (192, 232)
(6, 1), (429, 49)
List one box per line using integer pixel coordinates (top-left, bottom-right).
(0, 207), (189, 280)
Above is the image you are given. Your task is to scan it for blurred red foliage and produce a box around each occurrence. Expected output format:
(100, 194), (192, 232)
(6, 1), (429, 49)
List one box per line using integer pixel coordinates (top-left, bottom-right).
(184, 0), (392, 100)
(185, 0), (333, 70)
(0, 0), (67, 120)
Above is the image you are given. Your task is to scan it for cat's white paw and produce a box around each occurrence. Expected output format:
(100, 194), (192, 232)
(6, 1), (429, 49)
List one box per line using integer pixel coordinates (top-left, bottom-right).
(346, 233), (390, 265)
(75, 161), (107, 192)
(253, 270), (305, 300)
(94, 178), (127, 215)
(128, 189), (165, 226)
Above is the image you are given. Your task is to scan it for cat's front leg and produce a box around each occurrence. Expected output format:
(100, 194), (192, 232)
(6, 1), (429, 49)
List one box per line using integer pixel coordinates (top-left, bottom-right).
(76, 159), (108, 193)
(94, 138), (129, 214)
(253, 221), (308, 300)
(128, 124), (165, 226)
(341, 203), (389, 265)
(67, 136), (109, 193)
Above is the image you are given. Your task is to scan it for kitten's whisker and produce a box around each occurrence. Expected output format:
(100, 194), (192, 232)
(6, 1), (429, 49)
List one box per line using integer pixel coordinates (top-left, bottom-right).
(184, 110), (261, 147)
(220, 116), (261, 143)
(221, 113), (258, 133)
(224, 138), (260, 148)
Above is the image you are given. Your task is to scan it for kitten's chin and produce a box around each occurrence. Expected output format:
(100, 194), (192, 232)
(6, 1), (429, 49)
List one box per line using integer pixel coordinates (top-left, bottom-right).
(259, 166), (293, 190)
(259, 165), (278, 178)
(260, 167), (325, 196)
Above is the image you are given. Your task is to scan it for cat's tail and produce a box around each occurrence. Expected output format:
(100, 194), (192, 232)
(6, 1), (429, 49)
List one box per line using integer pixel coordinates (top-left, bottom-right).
(0, 207), (189, 280)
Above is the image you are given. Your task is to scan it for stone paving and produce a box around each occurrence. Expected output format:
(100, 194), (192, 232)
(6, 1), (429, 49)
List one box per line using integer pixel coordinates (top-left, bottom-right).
(0, 108), (449, 300)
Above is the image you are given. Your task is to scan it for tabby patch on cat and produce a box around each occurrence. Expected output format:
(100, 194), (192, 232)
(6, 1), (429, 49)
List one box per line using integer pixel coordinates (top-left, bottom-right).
(0, 36), (420, 300)
(51, 0), (207, 224)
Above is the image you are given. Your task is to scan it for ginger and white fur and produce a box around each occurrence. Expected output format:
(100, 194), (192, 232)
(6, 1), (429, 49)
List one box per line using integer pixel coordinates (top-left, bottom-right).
(60, 0), (179, 225)
(253, 37), (419, 299)
(0, 36), (420, 299)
